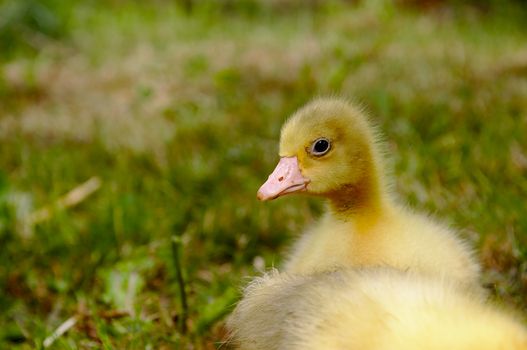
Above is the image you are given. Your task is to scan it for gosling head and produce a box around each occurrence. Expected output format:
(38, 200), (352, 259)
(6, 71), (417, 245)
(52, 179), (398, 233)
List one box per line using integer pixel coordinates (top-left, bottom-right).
(257, 98), (384, 207)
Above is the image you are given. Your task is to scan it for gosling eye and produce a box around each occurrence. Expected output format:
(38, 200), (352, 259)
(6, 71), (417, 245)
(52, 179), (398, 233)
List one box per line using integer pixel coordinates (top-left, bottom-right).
(310, 138), (331, 156)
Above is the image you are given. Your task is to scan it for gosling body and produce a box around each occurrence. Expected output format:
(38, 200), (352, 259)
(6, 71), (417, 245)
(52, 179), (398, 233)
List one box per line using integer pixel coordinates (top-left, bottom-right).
(228, 268), (527, 350)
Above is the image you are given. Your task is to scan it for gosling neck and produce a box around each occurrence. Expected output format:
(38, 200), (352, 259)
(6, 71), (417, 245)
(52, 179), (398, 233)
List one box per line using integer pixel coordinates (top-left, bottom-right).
(327, 172), (390, 227)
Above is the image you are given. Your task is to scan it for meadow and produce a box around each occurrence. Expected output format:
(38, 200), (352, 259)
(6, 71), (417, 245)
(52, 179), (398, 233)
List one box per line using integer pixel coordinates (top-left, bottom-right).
(1, 0), (527, 348)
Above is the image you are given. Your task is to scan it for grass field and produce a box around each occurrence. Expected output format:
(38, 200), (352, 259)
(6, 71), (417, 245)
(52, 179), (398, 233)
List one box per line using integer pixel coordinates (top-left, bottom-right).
(1, 0), (527, 348)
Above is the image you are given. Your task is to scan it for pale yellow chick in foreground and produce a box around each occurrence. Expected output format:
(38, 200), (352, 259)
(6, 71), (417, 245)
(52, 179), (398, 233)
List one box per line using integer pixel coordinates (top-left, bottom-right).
(257, 98), (480, 287)
(227, 268), (527, 350)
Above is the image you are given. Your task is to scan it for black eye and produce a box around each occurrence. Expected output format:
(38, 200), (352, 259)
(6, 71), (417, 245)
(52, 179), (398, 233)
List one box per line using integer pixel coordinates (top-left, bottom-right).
(311, 138), (331, 156)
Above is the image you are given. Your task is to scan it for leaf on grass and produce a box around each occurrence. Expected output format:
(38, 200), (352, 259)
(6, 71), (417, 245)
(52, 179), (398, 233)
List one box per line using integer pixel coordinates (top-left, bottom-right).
(194, 287), (239, 336)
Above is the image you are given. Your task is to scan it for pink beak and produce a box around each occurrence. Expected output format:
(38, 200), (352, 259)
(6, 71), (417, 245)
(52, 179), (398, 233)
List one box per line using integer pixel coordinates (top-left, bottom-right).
(257, 156), (310, 201)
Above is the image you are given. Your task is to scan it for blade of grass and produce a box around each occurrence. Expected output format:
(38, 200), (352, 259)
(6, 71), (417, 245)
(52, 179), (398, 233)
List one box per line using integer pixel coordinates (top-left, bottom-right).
(29, 176), (102, 224)
(171, 235), (188, 334)
(42, 315), (77, 348)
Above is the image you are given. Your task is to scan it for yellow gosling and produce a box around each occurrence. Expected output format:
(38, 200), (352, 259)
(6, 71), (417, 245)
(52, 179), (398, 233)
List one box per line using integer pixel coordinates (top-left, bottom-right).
(257, 98), (479, 287)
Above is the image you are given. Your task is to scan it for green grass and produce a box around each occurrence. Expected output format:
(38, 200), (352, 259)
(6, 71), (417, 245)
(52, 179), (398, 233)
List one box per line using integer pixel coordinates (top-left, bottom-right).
(1, 1), (527, 348)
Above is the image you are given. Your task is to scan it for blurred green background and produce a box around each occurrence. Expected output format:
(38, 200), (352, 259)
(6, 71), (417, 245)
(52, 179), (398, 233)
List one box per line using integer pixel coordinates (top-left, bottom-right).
(1, 0), (527, 348)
